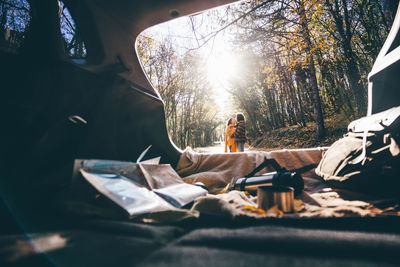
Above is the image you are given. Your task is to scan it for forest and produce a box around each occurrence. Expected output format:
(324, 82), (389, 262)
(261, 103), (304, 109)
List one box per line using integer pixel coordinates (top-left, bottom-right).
(137, 0), (397, 149)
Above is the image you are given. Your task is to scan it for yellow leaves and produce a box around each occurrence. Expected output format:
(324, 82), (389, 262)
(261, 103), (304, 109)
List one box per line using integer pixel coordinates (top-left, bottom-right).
(265, 205), (284, 216)
(242, 199), (304, 217)
(288, 38), (298, 50)
(242, 205), (284, 216)
(243, 205), (268, 215)
(375, 205), (400, 216)
(315, 2), (324, 16)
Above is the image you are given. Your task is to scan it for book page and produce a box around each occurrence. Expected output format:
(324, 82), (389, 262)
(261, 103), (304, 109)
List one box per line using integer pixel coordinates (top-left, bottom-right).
(139, 164), (185, 189)
(80, 169), (175, 217)
(154, 183), (207, 208)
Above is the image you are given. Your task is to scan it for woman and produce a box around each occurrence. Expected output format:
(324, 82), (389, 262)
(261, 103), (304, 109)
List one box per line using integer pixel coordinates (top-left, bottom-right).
(224, 118), (237, 152)
(232, 113), (246, 152)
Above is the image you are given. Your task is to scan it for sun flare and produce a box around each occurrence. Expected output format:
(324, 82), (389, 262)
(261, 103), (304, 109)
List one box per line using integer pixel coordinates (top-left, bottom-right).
(206, 51), (238, 88)
(205, 50), (239, 113)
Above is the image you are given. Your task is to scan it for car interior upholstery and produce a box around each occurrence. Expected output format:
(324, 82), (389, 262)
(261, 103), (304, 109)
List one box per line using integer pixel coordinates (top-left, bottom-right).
(1, 0), (400, 266)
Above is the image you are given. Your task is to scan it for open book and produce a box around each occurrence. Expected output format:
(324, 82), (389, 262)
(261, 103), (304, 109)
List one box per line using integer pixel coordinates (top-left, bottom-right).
(72, 158), (207, 218)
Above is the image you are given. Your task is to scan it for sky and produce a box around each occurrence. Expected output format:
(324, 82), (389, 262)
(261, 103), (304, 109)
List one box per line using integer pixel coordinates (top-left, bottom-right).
(139, 3), (243, 115)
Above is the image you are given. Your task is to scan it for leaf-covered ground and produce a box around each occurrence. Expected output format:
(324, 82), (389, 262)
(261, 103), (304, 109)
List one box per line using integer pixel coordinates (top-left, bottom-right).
(249, 115), (349, 151)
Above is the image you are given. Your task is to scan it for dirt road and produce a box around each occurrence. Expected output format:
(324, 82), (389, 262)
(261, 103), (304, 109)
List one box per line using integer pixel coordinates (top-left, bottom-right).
(193, 143), (254, 153)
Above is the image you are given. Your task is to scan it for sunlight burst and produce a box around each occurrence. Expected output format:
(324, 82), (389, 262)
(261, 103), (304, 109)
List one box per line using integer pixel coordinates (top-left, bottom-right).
(205, 50), (238, 112)
(206, 51), (238, 88)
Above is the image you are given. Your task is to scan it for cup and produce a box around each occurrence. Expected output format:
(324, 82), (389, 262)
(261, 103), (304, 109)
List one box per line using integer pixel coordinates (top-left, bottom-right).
(257, 185), (295, 213)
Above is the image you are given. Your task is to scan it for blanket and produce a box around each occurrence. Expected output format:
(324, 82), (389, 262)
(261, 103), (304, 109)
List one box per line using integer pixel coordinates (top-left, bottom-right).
(176, 147), (326, 194)
(176, 147), (400, 219)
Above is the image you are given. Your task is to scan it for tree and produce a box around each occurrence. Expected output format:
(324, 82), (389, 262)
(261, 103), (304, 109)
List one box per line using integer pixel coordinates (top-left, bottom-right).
(136, 0), (392, 147)
(137, 35), (221, 148)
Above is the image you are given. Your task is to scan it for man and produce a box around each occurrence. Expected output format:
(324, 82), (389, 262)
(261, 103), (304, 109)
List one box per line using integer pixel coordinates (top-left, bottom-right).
(232, 113), (246, 152)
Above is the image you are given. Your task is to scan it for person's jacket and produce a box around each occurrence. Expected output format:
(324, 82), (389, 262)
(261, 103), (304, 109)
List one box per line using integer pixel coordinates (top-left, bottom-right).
(225, 124), (237, 152)
(232, 120), (246, 142)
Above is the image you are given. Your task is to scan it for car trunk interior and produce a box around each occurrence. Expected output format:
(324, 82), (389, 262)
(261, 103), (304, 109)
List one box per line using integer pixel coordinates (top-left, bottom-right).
(1, 0), (400, 266)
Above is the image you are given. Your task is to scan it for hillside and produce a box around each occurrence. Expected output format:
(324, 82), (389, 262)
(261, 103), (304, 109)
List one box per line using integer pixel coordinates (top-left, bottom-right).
(249, 115), (349, 151)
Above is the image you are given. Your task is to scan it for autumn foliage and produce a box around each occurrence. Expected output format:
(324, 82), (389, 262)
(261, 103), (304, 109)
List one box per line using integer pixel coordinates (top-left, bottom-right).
(137, 0), (395, 149)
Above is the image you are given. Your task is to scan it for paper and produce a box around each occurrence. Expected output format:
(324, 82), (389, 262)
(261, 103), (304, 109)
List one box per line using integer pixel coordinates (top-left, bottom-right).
(75, 158), (208, 218)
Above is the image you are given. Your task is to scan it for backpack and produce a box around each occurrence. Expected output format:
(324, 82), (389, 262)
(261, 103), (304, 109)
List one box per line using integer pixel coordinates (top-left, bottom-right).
(315, 106), (400, 196)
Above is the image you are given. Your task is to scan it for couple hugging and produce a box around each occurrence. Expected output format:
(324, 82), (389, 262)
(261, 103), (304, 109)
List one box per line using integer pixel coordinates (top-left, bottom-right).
(224, 113), (246, 153)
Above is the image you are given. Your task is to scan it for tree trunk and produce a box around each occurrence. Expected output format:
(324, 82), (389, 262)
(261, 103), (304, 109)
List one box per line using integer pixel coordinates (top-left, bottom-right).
(327, 0), (367, 115)
(298, 0), (326, 139)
